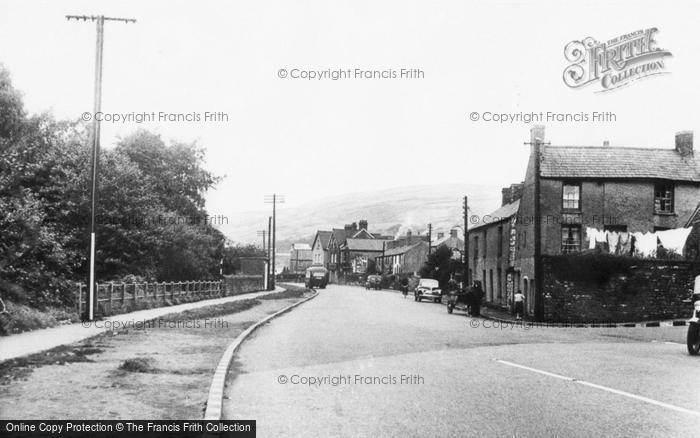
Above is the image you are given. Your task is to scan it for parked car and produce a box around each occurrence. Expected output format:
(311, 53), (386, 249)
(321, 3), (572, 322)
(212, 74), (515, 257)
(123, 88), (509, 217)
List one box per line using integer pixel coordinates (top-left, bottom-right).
(365, 275), (382, 290)
(414, 278), (442, 303)
(305, 266), (328, 289)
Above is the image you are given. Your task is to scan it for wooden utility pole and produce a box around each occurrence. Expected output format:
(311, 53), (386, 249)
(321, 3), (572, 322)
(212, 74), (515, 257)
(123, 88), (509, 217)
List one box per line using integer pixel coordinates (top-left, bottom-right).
(66, 15), (136, 321)
(427, 223), (432, 257)
(265, 195), (284, 290)
(525, 130), (549, 321)
(463, 196), (469, 288)
(267, 216), (272, 290)
(257, 230), (267, 253)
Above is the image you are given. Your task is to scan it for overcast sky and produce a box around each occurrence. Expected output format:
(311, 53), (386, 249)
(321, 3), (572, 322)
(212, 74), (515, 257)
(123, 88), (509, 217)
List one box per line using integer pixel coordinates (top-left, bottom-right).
(2, 0), (699, 218)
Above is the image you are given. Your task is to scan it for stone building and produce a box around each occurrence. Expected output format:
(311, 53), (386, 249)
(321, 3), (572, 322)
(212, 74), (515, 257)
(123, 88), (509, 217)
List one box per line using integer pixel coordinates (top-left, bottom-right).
(376, 231), (430, 275)
(288, 243), (313, 273)
(468, 199), (520, 308)
(514, 126), (700, 319)
(311, 230), (332, 267)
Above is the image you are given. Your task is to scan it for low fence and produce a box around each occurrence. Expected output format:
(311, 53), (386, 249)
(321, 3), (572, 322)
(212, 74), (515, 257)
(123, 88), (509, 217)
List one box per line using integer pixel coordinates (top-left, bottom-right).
(77, 275), (264, 317)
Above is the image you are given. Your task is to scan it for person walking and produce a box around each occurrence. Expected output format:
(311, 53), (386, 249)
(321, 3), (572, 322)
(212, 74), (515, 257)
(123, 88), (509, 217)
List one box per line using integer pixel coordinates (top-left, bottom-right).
(514, 289), (525, 320)
(400, 277), (409, 299)
(472, 280), (484, 316)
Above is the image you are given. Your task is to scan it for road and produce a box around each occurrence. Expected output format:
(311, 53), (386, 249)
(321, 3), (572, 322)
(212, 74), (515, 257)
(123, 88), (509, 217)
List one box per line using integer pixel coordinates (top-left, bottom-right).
(223, 284), (700, 437)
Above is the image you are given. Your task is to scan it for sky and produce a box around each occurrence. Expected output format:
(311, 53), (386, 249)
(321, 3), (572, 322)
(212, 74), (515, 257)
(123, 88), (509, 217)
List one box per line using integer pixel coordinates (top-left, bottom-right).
(1, 0), (699, 221)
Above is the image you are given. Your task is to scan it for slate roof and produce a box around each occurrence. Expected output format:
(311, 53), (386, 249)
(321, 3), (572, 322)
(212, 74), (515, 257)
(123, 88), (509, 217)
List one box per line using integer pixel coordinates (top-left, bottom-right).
(381, 241), (426, 257)
(470, 199), (520, 231)
(331, 228), (348, 245)
(314, 230), (333, 250)
(343, 238), (387, 252)
(540, 146), (700, 182)
(291, 243), (312, 251)
(434, 235), (464, 251)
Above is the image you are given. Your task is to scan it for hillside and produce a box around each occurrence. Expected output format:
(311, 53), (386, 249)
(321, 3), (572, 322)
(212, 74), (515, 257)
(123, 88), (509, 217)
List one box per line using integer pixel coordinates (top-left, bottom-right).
(216, 183), (503, 248)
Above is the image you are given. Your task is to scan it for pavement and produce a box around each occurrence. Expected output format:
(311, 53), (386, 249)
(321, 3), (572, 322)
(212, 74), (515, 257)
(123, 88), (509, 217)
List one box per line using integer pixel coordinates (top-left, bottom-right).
(0, 288), (281, 362)
(223, 284), (700, 437)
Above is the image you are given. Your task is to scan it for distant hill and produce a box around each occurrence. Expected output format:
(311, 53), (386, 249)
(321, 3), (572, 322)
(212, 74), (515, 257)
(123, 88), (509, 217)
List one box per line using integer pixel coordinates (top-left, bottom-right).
(216, 183), (503, 249)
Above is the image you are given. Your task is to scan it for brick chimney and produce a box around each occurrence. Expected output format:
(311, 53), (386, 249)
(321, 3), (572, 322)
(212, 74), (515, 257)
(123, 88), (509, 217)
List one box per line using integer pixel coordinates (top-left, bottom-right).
(344, 224), (352, 232)
(437, 232), (445, 239)
(501, 182), (524, 206)
(501, 187), (511, 207)
(675, 131), (693, 157)
(351, 222), (358, 232)
(450, 228), (459, 238)
(359, 219), (368, 231)
(603, 140), (610, 147)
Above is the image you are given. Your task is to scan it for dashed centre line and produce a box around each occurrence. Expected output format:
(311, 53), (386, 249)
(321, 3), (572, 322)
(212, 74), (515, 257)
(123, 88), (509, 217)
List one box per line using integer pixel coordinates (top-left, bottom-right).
(495, 359), (700, 418)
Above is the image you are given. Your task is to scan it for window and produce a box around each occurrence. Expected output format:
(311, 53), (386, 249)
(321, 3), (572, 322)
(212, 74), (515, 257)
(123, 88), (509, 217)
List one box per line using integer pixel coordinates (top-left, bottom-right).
(562, 183), (581, 210)
(473, 236), (479, 261)
(483, 231), (487, 259)
(654, 183), (674, 213)
(561, 225), (582, 254)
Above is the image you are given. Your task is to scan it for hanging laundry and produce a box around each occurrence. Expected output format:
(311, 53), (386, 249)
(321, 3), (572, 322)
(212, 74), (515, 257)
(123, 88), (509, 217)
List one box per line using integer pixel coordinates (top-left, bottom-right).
(633, 232), (658, 257)
(586, 227), (598, 250)
(618, 232), (632, 256)
(594, 229), (608, 252)
(607, 232), (620, 254)
(656, 227), (692, 256)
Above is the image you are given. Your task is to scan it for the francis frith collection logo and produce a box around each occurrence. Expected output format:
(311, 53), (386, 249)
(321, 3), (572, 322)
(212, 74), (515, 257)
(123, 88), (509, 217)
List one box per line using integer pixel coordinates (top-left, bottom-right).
(563, 28), (672, 92)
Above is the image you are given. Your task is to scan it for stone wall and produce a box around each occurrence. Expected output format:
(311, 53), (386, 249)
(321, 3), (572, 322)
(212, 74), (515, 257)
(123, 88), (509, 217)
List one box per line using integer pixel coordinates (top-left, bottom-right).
(223, 275), (265, 295)
(542, 256), (699, 322)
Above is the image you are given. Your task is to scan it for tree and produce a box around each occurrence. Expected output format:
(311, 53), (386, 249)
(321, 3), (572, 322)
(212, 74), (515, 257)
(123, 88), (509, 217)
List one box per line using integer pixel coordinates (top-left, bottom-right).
(419, 245), (463, 289)
(222, 244), (266, 275)
(0, 64), (228, 308)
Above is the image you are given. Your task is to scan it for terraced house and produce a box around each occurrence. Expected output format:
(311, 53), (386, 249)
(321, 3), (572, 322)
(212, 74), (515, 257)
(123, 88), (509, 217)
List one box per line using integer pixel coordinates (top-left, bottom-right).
(514, 126), (700, 320)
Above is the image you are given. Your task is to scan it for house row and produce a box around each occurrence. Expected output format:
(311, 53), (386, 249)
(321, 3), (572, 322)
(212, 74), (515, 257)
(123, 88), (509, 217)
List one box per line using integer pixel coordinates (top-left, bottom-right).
(311, 220), (464, 283)
(469, 126), (700, 320)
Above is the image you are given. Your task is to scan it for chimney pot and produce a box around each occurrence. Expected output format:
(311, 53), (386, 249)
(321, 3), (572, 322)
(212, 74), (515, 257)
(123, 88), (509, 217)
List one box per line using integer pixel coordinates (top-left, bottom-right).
(603, 140), (610, 147)
(675, 131), (694, 157)
(359, 219), (368, 231)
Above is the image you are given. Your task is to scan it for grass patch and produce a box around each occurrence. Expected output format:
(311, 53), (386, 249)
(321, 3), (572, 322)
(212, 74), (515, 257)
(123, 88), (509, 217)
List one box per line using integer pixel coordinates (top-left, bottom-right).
(262, 284), (310, 300)
(158, 298), (261, 322)
(118, 357), (159, 373)
(0, 342), (104, 384)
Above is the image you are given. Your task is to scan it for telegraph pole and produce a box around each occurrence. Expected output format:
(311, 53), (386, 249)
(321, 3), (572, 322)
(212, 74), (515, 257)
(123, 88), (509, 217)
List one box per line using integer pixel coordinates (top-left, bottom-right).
(264, 195), (285, 290)
(67, 14), (136, 321)
(257, 230), (267, 253)
(267, 216), (272, 290)
(525, 130), (549, 321)
(463, 196), (469, 288)
(427, 223), (432, 257)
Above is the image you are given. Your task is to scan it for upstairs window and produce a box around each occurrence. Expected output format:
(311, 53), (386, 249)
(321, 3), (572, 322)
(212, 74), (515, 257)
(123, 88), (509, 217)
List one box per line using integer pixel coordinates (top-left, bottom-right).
(561, 225), (581, 254)
(562, 183), (581, 210)
(654, 183), (674, 213)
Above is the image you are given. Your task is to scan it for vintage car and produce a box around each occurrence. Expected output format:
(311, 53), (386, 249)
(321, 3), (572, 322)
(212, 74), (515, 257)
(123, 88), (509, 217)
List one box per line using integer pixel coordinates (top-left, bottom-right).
(365, 275), (382, 290)
(304, 266), (329, 289)
(414, 278), (442, 303)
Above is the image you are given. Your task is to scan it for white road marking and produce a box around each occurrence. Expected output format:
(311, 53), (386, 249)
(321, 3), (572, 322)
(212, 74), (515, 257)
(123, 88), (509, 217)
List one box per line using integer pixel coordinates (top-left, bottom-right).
(495, 359), (700, 418)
